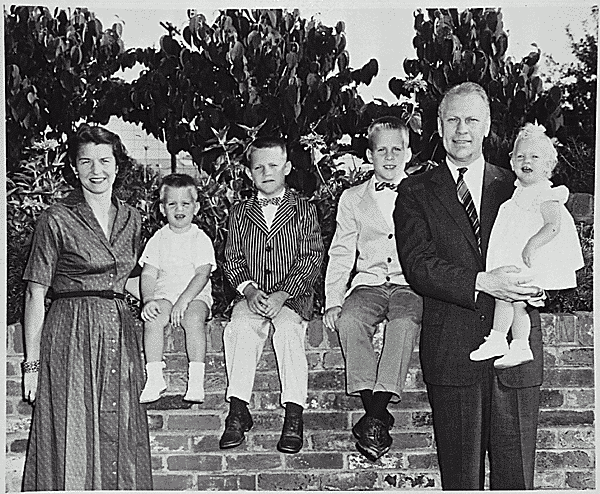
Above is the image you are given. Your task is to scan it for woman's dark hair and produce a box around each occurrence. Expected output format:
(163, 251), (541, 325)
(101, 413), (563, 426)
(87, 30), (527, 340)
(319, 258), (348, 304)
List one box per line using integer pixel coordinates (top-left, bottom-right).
(63, 124), (134, 188)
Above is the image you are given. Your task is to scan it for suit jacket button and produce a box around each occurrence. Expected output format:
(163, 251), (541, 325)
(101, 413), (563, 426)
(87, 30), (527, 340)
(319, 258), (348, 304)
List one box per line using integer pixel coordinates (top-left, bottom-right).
(388, 233), (393, 239)
(480, 314), (486, 321)
(387, 257), (392, 263)
(386, 276), (390, 281)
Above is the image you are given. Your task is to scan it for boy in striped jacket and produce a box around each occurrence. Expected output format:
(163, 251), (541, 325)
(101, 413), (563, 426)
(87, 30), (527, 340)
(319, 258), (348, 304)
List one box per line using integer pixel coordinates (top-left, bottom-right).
(219, 136), (324, 454)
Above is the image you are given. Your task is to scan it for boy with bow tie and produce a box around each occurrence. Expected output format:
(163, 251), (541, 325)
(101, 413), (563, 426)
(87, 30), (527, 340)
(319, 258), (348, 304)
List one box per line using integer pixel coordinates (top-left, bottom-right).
(323, 117), (423, 461)
(219, 136), (324, 454)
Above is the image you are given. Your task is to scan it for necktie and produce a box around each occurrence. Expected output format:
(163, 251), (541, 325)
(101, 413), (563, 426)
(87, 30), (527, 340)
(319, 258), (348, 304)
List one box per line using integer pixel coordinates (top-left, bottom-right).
(375, 182), (399, 192)
(257, 196), (282, 207)
(456, 167), (481, 250)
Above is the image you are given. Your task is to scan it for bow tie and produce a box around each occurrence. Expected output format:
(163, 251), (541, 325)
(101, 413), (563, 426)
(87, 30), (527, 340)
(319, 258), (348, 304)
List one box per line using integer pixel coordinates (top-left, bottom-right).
(257, 196), (282, 207)
(375, 182), (399, 192)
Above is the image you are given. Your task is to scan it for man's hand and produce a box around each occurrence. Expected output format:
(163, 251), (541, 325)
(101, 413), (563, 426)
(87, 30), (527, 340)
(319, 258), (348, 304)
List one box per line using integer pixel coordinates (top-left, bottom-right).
(323, 306), (342, 331)
(476, 265), (541, 302)
(244, 284), (269, 316)
(170, 299), (189, 327)
(263, 291), (290, 319)
(141, 300), (161, 322)
(23, 372), (39, 404)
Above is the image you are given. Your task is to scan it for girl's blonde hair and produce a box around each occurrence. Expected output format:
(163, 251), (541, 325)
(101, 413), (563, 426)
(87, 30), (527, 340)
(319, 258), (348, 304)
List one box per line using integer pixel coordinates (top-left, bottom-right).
(511, 123), (558, 176)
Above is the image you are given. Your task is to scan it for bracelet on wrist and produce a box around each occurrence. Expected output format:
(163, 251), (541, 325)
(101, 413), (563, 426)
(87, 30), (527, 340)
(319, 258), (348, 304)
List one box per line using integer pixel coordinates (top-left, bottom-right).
(22, 360), (41, 373)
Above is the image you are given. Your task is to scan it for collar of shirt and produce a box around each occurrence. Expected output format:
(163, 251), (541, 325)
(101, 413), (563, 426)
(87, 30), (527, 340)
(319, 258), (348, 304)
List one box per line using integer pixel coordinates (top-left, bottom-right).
(445, 155), (485, 215)
(371, 176), (398, 224)
(257, 189), (285, 206)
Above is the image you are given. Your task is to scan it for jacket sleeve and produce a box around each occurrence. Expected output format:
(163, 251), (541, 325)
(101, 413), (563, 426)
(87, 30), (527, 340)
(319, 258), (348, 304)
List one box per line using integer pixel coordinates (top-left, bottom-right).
(394, 181), (479, 310)
(223, 203), (253, 290)
(278, 202), (324, 299)
(324, 190), (358, 309)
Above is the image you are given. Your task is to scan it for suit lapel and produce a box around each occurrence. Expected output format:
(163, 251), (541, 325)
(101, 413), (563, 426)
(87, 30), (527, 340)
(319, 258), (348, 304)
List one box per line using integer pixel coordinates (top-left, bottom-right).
(430, 164), (481, 258)
(245, 195), (269, 235)
(480, 162), (514, 259)
(268, 189), (295, 241)
(359, 178), (391, 232)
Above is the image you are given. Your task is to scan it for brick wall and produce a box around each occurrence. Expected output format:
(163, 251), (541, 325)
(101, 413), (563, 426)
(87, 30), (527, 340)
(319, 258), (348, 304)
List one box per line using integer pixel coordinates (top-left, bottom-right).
(5, 312), (595, 491)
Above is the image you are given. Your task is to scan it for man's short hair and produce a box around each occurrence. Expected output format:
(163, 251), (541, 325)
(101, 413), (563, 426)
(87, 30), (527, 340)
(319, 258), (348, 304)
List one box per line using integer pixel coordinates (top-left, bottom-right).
(159, 173), (199, 202)
(438, 82), (491, 119)
(367, 116), (410, 150)
(247, 136), (288, 165)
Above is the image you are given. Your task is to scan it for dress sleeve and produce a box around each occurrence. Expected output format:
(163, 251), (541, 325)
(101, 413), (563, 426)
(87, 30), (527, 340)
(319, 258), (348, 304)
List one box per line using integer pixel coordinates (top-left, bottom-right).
(23, 209), (62, 287)
(138, 230), (161, 269)
(547, 185), (570, 204)
(193, 230), (217, 273)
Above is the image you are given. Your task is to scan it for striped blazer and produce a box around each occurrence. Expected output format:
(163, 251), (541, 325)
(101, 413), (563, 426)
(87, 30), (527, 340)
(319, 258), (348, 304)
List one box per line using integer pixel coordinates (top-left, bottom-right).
(224, 188), (324, 320)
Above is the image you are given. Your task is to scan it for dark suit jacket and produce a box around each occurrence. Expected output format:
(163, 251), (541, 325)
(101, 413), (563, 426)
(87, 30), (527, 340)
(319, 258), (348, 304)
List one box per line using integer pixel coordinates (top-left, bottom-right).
(394, 162), (543, 388)
(224, 188), (324, 321)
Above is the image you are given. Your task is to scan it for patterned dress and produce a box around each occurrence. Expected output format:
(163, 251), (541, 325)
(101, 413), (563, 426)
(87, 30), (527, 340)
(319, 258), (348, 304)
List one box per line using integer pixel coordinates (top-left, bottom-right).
(22, 189), (153, 491)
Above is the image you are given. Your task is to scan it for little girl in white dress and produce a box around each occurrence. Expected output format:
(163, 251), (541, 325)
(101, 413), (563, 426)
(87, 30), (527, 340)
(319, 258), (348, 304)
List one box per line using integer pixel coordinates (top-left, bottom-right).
(470, 123), (584, 368)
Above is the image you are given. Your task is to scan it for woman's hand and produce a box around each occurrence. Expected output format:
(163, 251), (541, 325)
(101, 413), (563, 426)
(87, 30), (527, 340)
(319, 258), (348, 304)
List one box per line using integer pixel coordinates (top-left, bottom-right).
(23, 371), (39, 404)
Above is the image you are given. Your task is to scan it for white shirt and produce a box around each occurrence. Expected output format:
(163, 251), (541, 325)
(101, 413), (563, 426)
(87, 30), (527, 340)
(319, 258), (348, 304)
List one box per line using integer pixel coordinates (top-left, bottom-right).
(445, 155), (485, 216)
(257, 189), (285, 230)
(139, 224), (216, 304)
(373, 176), (404, 222)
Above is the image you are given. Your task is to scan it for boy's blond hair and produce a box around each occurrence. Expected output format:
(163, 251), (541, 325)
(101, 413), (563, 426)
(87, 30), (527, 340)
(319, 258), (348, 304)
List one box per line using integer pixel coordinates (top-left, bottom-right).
(246, 136), (288, 166)
(159, 173), (199, 203)
(367, 116), (410, 150)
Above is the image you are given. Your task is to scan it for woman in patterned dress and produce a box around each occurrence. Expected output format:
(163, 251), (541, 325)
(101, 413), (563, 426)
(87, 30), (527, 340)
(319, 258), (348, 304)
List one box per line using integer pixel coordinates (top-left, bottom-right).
(21, 124), (153, 490)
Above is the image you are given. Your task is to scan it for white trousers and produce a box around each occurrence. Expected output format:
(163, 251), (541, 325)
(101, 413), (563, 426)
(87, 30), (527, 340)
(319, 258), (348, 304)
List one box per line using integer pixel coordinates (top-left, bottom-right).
(224, 299), (308, 407)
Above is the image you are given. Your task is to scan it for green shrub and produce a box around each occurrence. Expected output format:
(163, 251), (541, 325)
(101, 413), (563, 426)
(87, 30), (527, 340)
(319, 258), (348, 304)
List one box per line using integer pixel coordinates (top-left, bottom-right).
(544, 223), (594, 313)
(6, 140), (72, 324)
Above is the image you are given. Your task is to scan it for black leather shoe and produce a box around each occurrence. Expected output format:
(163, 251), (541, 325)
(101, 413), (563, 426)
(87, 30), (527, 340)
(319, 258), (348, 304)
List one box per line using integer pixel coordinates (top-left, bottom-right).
(352, 411), (395, 441)
(355, 416), (392, 461)
(276, 412), (303, 454)
(219, 409), (253, 449)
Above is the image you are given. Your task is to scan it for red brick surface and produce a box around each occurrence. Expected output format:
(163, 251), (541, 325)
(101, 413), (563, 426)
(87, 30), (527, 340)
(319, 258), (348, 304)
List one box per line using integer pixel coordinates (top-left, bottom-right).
(5, 312), (595, 491)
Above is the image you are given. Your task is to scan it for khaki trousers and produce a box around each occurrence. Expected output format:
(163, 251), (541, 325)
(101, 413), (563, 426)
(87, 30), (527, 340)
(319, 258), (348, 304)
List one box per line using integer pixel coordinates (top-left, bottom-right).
(336, 284), (422, 401)
(224, 299), (308, 407)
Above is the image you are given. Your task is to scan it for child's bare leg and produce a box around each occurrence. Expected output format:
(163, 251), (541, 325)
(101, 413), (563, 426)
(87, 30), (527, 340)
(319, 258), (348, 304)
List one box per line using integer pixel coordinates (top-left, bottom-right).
(141, 299), (172, 403)
(470, 299), (511, 361)
(181, 300), (209, 362)
(181, 300), (210, 402)
(144, 299), (172, 362)
(492, 299), (514, 335)
(494, 301), (533, 369)
(509, 301), (531, 341)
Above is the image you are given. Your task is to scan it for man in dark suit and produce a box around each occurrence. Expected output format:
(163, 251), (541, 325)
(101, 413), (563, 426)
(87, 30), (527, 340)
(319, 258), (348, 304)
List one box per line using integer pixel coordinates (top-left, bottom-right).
(394, 82), (544, 490)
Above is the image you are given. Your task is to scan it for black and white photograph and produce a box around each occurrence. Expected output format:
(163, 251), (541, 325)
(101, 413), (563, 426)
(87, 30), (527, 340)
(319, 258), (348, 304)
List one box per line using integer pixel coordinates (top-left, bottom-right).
(4, 1), (596, 491)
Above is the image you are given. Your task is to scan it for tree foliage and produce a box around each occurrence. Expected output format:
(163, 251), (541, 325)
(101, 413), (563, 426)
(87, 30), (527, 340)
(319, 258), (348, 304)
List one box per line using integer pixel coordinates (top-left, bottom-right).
(560, 6), (598, 144)
(4, 6), (126, 171)
(109, 9), (380, 192)
(388, 8), (564, 169)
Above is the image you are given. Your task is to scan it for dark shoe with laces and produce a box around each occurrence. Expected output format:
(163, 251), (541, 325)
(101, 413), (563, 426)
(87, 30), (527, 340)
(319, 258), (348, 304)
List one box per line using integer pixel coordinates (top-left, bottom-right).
(277, 411), (304, 454)
(355, 415), (392, 461)
(219, 409), (253, 449)
(352, 411), (395, 441)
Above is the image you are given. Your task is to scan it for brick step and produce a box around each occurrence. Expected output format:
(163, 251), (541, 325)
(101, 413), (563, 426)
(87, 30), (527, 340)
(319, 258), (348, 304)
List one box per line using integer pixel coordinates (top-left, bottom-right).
(146, 319), (440, 489)
(6, 312), (595, 491)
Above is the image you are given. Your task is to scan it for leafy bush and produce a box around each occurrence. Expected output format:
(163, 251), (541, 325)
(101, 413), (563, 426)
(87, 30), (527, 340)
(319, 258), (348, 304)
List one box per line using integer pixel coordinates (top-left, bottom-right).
(544, 223), (594, 313)
(6, 140), (72, 324)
